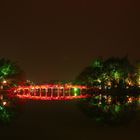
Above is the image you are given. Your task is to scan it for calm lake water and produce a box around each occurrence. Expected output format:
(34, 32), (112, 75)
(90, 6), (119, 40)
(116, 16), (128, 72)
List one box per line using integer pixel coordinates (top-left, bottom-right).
(0, 100), (140, 140)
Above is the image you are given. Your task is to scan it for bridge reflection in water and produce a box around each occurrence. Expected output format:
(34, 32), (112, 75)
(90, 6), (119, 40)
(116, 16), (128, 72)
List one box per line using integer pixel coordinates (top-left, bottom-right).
(14, 84), (88, 100)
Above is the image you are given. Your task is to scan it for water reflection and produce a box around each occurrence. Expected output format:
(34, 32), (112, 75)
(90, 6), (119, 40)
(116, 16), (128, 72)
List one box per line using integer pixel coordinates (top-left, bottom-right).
(77, 88), (140, 126)
(0, 92), (24, 125)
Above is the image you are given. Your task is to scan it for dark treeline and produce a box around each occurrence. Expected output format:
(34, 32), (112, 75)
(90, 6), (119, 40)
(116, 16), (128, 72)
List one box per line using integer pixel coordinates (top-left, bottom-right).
(75, 56), (140, 87)
(75, 57), (140, 125)
(1, 57), (140, 125)
(0, 58), (25, 124)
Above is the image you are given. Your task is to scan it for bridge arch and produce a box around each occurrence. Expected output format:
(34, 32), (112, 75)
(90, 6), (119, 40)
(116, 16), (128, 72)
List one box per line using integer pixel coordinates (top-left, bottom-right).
(14, 84), (88, 100)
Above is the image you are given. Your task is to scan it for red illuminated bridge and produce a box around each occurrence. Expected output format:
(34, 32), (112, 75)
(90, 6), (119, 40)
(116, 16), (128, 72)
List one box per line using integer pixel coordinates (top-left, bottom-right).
(13, 84), (89, 100)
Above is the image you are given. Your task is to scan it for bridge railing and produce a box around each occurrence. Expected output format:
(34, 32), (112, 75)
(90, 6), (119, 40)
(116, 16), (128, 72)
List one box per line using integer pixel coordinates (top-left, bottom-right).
(13, 84), (89, 100)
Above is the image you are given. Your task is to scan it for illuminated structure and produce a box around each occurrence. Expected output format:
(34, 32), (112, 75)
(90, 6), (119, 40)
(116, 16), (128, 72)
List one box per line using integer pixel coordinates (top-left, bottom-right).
(14, 84), (88, 100)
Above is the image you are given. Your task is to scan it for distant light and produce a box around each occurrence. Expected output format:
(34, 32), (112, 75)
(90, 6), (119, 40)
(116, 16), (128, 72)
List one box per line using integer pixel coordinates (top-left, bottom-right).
(127, 80), (132, 86)
(107, 81), (111, 87)
(107, 96), (112, 104)
(3, 101), (7, 106)
(0, 95), (3, 100)
(138, 78), (140, 86)
(74, 88), (78, 92)
(128, 97), (132, 103)
(97, 79), (101, 83)
(14, 90), (16, 93)
(3, 80), (7, 84)
(99, 101), (102, 105)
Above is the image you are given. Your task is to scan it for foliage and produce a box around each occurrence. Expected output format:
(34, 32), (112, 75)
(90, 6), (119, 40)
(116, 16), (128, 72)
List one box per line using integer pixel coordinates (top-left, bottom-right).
(0, 58), (25, 88)
(76, 56), (135, 88)
(77, 96), (140, 126)
(0, 58), (25, 125)
(0, 93), (24, 125)
(133, 60), (140, 86)
(76, 57), (140, 126)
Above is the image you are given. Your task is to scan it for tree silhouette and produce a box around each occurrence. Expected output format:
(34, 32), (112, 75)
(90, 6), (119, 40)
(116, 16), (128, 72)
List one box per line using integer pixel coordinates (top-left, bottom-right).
(0, 58), (25, 88)
(76, 56), (133, 88)
(76, 57), (140, 125)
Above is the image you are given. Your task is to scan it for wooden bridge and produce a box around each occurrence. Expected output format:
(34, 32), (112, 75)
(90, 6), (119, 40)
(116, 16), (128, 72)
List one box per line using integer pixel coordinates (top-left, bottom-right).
(13, 84), (88, 100)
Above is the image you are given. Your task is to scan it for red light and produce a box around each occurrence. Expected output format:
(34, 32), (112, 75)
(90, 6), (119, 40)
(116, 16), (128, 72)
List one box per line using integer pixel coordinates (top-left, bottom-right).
(14, 84), (88, 101)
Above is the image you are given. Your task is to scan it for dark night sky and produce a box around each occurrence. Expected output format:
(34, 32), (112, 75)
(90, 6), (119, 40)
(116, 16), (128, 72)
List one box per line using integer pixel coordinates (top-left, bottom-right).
(0, 0), (140, 83)
(0, 2), (140, 140)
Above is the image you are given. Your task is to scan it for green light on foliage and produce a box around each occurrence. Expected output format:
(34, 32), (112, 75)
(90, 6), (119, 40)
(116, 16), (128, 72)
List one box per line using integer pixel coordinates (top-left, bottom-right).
(111, 71), (121, 80)
(74, 88), (78, 92)
(1, 65), (11, 76)
(91, 59), (103, 68)
(114, 105), (121, 113)
(0, 106), (4, 111)
(74, 88), (79, 96)
(114, 72), (120, 79)
(0, 105), (11, 123)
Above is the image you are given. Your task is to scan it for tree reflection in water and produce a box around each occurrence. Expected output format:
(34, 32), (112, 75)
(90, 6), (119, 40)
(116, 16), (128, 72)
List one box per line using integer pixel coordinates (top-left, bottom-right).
(77, 93), (140, 126)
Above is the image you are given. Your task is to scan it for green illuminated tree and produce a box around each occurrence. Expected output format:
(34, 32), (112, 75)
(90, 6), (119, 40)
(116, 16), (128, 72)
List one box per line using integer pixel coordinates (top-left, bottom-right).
(0, 58), (25, 124)
(103, 57), (133, 87)
(133, 60), (140, 86)
(76, 56), (133, 88)
(0, 58), (25, 88)
(77, 57), (140, 126)
(76, 58), (104, 86)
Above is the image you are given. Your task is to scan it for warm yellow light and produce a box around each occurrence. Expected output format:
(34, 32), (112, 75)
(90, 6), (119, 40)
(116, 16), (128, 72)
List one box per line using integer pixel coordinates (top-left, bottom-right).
(128, 80), (132, 86)
(128, 97), (132, 103)
(97, 79), (101, 83)
(138, 78), (140, 86)
(3, 101), (7, 106)
(107, 81), (111, 86)
(3, 80), (7, 84)
(107, 96), (112, 104)
(138, 96), (140, 103)
(0, 95), (3, 100)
